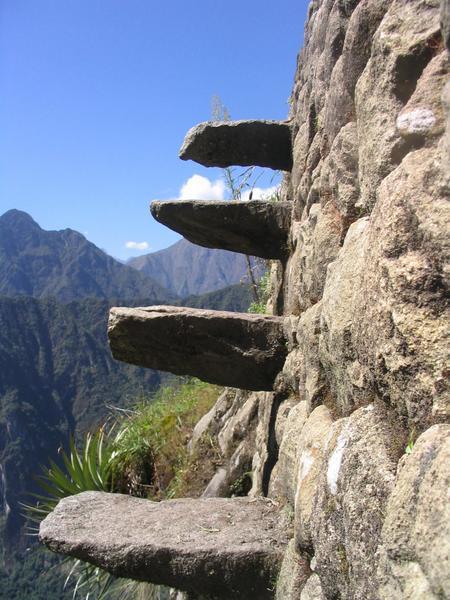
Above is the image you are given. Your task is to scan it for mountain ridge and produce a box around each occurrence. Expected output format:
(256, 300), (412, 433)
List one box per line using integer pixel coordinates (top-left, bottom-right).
(129, 238), (264, 297)
(0, 210), (175, 303)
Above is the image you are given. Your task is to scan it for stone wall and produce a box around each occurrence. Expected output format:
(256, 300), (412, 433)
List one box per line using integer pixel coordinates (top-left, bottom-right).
(39, 1), (449, 597)
(189, 1), (450, 598)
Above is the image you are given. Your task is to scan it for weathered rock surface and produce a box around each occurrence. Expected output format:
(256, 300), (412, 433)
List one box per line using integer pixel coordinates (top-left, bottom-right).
(442, 0), (450, 51)
(39, 491), (289, 599)
(171, 1), (450, 599)
(319, 217), (372, 416)
(321, 0), (389, 151)
(355, 0), (442, 212)
(179, 120), (293, 171)
(108, 306), (288, 391)
(275, 539), (310, 600)
(377, 424), (450, 599)
(269, 401), (308, 504)
(250, 392), (279, 496)
(150, 199), (292, 260)
(189, 388), (259, 500)
(309, 404), (402, 600)
(353, 146), (449, 429)
(396, 51), (449, 143)
(300, 573), (325, 600)
(60, 2), (448, 599)
(319, 143), (450, 430)
(293, 405), (333, 551)
(285, 202), (342, 314)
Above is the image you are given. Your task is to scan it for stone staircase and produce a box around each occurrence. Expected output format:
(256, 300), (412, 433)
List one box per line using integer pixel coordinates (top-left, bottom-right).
(150, 199), (292, 260)
(39, 118), (294, 597)
(40, 492), (290, 600)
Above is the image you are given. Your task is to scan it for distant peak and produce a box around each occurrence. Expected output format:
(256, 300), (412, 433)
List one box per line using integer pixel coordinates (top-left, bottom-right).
(0, 209), (41, 229)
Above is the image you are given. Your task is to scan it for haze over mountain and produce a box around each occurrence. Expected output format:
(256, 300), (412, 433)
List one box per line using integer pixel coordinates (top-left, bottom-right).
(0, 210), (175, 303)
(0, 296), (169, 551)
(0, 208), (255, 597)
(128, 238), (264, 297)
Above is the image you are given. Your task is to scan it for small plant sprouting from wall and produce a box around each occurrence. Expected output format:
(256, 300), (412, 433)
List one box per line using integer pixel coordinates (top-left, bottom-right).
(248, 269), (272, 314)
(211, 95), (279, 306)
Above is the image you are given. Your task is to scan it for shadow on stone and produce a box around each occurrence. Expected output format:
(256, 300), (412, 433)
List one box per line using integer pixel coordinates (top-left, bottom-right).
(150, 199), (292, 260)
(179, 120), (293, 171)
(108, 305), (288, 391)
(39, 491), (289, 599)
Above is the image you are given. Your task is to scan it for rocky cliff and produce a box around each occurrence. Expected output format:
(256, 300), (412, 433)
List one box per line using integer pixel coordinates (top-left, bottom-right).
(40, 1), (449, 598)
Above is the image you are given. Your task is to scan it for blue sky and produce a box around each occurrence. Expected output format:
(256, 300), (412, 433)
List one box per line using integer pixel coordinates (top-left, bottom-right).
(0, 1), (309, 259)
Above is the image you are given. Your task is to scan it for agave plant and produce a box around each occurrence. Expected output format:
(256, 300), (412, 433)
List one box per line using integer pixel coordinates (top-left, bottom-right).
(23, 429), (121, 599)
(25, 429), (112, 528)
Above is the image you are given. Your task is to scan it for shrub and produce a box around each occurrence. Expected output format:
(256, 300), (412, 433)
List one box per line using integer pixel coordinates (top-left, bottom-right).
(26, 378), (221, 598)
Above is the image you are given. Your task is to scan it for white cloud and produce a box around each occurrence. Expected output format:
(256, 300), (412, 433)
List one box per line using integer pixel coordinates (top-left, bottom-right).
(125, 240), (150, 251)
(240, 185), (279, 201)
(179, 174), (226, 201)
(151, 174), (279, 204)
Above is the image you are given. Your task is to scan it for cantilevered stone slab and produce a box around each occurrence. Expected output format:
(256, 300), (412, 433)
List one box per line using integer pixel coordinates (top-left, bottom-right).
(39, 491), (289, 599)
(108, 306), (287, 391)
(150, 199), (292, 260)
(179, 120), (293, 171)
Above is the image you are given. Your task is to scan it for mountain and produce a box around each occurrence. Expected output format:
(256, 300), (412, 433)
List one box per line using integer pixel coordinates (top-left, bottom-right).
(0, 209), (260, 598)
(0, 210), (175, 303)
(183, 282), (254, 312)
(0, 295), (174, 556)
(128, 238), (265, 297)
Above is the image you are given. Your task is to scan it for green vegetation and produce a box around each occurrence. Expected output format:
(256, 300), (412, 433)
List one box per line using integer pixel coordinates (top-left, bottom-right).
(110, 378), (221, 500)
(23, 378), (221, 599)
(405, 429), (416, 455)
(211, 96), (274, 305)
(182, 282), (254, 312)
(25, 431), (112, 528)
(248, 270), (272, 314)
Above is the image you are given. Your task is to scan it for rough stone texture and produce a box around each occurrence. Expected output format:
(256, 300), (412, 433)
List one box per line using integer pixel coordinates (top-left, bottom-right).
(397, 51), (449, 143)
(217, 391), (259, 457)
(273, 396), (298, 447)
(354, 147), (449, 429)
(319, 217), (373, 416)
(250, 392), (278, 496)
(109, 306), (288, 391)
(39, 492), (289, 599)
(275, 539), (310, 600)
(300, 573), (325, 600)
(293, 405), (333, 551)
(284, 203), (342, 314)
(442, 0), (450, 51)
(356, 0), (442, 213)
(321, 0), (390, 151)
(150, 199), (292, 260)
(179, 120), (293, 171)
(377, 425), (450, 599)
(44, 2), (450, 598)
(183, 2), (450, 598)
(189, 388), (259, 500)
(269, 401), (308, 504)
(444, 79), (450, 182)
(319, 121), (359, 220)
(309, 404), (403, 600)
(319, 145), (450, 430)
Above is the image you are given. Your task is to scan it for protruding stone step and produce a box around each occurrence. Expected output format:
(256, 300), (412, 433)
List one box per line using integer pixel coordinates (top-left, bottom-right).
(150, 199), (292, 260)
(108, 306), (287, 391)
(39, 491), (289, 599)
(179, 120), (293, 171)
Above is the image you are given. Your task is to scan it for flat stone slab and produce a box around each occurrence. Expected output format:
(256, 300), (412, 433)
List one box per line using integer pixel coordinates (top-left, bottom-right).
(108, 306), (287, 391)
(179, 120), (293, 171)
(39, 491), (289, 599)
(150, 199), (292, 260)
